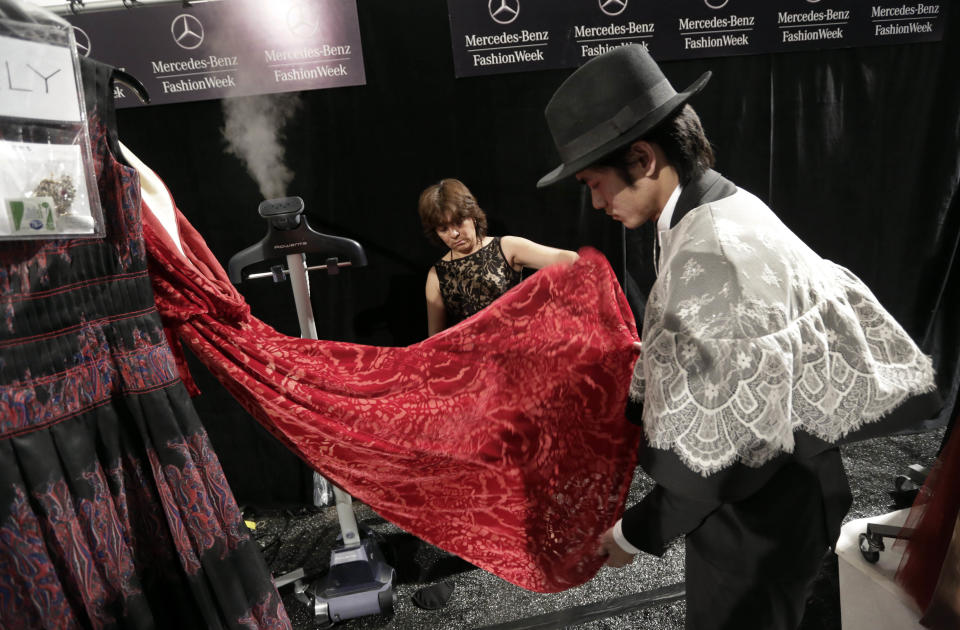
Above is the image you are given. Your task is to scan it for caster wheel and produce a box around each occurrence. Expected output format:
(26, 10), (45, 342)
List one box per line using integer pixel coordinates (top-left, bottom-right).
(894, 475), (917, 492)
(378, 590), (395, 615)
(859, 532), (880, 563)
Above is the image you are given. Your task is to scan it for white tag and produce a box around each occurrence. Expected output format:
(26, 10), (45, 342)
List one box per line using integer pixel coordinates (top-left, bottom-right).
(0, 34), (82, 123)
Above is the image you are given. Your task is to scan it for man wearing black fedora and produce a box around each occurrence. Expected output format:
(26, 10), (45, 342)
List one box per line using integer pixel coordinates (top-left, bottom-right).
(538, 45), (936, 629)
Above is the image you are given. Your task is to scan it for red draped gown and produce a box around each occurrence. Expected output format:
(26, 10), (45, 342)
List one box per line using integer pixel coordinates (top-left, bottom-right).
(140, 188), (643, 593)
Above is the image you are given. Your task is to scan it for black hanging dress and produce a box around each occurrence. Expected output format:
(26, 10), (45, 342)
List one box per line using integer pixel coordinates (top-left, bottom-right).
(0, 59), (290, 629)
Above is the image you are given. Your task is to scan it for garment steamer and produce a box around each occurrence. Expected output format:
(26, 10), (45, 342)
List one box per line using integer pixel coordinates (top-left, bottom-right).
(228, 197), (395, 623)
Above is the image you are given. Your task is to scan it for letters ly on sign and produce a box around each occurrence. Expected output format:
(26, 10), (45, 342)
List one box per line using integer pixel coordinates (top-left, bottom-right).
(0, 34), (82, 122)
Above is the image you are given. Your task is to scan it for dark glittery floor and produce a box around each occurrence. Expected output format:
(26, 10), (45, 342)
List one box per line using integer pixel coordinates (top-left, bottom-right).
(244, 428), (944, 630)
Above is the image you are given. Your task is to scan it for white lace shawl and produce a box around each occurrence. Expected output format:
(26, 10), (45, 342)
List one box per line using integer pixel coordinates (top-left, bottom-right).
(629, 189), (935, 476)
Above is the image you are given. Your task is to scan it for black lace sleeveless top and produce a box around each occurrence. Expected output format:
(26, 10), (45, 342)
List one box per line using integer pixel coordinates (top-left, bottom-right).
(435, 237), (522, 326)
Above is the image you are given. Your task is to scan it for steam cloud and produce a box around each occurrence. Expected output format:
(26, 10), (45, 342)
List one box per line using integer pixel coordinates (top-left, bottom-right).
(221, 93), (303, 200)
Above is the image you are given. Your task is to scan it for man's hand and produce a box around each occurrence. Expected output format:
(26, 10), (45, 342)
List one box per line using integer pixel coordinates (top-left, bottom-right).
(598, 527), (636, 568)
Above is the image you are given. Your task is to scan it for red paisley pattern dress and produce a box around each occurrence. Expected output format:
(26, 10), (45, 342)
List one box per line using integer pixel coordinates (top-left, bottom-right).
(142, 189), (642, 592)
(0, 60), (289, 629)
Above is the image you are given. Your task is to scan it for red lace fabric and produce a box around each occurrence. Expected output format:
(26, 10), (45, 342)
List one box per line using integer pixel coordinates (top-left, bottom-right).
(896, 417), (960, 628)
(141, 200), (642, 592)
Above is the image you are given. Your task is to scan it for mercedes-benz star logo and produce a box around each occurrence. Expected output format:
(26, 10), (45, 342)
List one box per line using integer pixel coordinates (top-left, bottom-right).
(71, 25), (91, 58)
(171, 14), (204, 50)
(288, 1), (320, 38)
(704, 0), (729, 8)
(599, 0), (628, 17)
(489, 0), (519, 25)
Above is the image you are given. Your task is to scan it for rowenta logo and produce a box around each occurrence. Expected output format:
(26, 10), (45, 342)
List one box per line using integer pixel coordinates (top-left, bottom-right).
(274, 242), (308, 249)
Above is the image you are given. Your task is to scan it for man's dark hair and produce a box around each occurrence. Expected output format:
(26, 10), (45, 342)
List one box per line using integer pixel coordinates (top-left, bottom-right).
(595, 104), (714, 185)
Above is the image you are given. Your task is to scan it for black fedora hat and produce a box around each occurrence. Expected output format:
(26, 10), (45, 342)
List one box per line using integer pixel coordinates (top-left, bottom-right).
(537, 45), (710, 188)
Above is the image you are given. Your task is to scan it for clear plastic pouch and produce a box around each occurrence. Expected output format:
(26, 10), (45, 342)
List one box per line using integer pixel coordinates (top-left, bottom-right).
(0, 18), (104, 240)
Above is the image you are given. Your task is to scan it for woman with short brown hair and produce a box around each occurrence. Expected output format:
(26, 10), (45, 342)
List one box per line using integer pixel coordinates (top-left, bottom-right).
(418, 178), (578, 336)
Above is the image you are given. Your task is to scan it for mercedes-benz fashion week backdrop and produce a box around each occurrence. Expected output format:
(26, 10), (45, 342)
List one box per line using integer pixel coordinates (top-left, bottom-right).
(111, 1), (959, 504)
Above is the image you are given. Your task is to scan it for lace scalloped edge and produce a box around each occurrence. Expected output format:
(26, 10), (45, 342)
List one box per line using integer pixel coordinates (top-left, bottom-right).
(640, 359), (936, 477)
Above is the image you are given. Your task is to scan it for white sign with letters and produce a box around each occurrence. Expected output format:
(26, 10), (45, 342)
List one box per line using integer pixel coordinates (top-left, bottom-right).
(0, 34), (82, 123)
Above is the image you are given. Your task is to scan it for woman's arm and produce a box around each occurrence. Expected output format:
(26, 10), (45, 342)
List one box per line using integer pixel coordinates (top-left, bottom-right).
(425, 267), (446, 336)
(500, 235), (579, 271)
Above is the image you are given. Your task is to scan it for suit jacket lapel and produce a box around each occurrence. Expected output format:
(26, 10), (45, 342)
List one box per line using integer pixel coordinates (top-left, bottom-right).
(671, 169), (737, 228)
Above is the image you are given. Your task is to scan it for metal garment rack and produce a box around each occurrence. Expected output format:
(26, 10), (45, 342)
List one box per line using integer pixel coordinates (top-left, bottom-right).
(46, 0), (220, 16)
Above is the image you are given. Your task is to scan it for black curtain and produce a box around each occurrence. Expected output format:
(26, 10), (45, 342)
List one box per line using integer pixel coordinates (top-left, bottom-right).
(115, 2), (960, 504)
